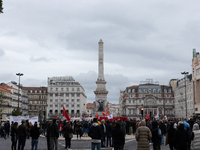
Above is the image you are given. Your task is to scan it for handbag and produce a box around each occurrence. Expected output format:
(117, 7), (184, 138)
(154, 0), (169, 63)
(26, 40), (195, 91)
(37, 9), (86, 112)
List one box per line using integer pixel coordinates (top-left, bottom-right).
(69, 133), (73, 138)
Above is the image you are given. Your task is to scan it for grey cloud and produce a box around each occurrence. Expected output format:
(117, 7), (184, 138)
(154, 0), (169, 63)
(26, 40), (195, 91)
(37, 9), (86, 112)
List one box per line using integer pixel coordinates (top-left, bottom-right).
(30, 56), (51, 62)
(0, 48), (5, 57)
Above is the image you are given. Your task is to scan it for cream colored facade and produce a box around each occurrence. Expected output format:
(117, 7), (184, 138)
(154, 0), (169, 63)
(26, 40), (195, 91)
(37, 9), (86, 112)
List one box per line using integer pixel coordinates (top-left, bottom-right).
(192, 49), (200, 114)
(0, 87), (12, 116)
(174, 74), (193, 119)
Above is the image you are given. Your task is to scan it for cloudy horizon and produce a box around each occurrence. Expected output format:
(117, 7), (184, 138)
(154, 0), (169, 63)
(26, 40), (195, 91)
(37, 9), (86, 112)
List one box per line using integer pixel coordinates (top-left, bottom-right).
(1, 0), (198, 104)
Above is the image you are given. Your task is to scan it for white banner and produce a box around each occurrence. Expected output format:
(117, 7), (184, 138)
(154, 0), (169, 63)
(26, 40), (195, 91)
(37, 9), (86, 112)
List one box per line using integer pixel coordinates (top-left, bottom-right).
(29, 116), (38, 125)
(10, 116), (30, 125)
(107, 114), (113, 119)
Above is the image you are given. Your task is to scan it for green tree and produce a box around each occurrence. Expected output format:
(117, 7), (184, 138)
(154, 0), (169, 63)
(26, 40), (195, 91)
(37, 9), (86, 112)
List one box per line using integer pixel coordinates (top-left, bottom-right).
(0, 0), (3, 13)
(12, 108), (22, 116)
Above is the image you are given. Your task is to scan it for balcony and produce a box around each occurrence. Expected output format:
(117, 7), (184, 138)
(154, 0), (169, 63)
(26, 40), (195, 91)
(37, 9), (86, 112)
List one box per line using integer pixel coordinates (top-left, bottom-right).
(13, 92), (21, 96)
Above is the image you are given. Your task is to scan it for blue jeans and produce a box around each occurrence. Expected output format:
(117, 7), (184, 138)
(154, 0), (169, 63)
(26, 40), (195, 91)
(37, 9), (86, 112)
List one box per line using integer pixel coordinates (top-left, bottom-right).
(107, 134), (112, 147)
(91, 142), (101, 150)
(31, 139), (38, 150)
(161, 135), (164, 145)
(101, 133), (106, 146)
(42, 129), (46, 135)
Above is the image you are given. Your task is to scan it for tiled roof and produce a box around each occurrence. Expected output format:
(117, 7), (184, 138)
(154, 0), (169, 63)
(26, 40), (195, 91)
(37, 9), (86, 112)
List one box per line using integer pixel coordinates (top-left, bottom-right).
(1, 84), (18, 90)
(22, 87), (47, 92)
(86, 103), (93, 109)
(0, 86), (11, 93)
(127, 85), (139, 89)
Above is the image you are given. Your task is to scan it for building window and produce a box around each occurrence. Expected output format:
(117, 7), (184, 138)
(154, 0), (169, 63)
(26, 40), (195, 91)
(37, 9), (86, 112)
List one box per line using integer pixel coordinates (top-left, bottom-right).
(66, 99), (69, 102)
(77, 88), (80, 91)
(55, 105), (58, 107)
(72, 99), (74, 102)
(139, 100), (141, 103)
(34, 106), (36, 110)
(30, 101), (32, 104)
(39, 90), (41, 93)
(50, 94), (53, 97)
(129, 109), (131, 114)
(50, 99), (52, 102)
(34, 95), (37, 99)
(61, 104), (63, 107)
(77, 104), (80, 107)
(72, 105), (74, 107)
(72, 88), (74, 91)
(30, 90), (32, 93)
(77, 93), (80, 97)
(56, 88), (58, 91)
(61, 99), (63, 102)
(60, 93), (64, 97)
(34, 101), (37, 104)
(66, 104), (69, 107)
(55, 94), (58, 97)
(50, 105), (52, 107)
(55, 99), (58, 102)
(71, 94), (74, 97)
(61, 88), (63, 91)
(129, 100), (131, 103)
(66, 88), (69, 91)
(133, 100), (135, 103)
(66, 94), (69, 97)
(35, 90), (37, 93)
(77, 99), (80, 102)
(30, 106), (32, 110)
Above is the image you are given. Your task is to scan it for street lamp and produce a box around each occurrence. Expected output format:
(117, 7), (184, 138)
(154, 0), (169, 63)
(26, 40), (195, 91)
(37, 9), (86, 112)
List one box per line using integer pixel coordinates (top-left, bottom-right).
(16, 73), (23, 115)
(181, 71), (189, 119)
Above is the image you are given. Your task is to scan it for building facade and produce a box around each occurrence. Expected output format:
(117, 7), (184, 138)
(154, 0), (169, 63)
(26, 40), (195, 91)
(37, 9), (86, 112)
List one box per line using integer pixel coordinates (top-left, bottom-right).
(0, 86), (12, 116)
(47, 76), (87, 119)
(174, 74), (193, 119)
(120, 79), (174, 120)
(22, 87), (48, 119)
(86, 103), (93, 117)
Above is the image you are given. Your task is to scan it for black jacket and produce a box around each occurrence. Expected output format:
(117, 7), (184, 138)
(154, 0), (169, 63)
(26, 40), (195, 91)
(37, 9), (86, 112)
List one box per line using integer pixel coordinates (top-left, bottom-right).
(175, 124), (189, 149)
(106, 123), (112, 135)
(50, 122), (59, 138)
(63, 124), (73, 138)
(100, 123), (106, 134)
(168, 123), (176, 144)
(88, 123), (102, 140)
(112, 123), (125, 146)
(18, 124), (26, 138)
(30, 126), (40, 139)
(159, 122), (166, 135)
(11, 127), (18, 142)
(152, 121), (161, 145)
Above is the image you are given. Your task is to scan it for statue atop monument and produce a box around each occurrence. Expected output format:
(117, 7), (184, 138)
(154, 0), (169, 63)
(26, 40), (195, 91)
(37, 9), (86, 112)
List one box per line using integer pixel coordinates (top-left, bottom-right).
(93, 39), (109, 115)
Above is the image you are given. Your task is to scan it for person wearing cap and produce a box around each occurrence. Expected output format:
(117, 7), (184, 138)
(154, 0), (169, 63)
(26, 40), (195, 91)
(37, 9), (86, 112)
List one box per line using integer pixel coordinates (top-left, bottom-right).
(88, 118), (102, 150)
(30, 122), (40, 150)
(18, 120), (27, 150)
(175, 121), (189, 150)
(135, 120), (152, 150)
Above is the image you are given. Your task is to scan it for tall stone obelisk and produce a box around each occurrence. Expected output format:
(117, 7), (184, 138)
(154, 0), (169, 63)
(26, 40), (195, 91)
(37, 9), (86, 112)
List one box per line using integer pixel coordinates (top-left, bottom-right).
(93, 39), (109, 116)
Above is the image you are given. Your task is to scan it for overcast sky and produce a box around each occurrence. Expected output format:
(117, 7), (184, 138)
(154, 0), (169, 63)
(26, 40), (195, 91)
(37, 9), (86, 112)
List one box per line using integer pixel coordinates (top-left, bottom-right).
(0, 1), (199, 104)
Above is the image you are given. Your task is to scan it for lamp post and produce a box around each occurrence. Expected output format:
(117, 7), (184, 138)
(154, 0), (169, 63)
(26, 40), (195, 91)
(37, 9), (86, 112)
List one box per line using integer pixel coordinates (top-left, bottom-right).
(181, 71), (189, 119)
(16, 73), (23, 115)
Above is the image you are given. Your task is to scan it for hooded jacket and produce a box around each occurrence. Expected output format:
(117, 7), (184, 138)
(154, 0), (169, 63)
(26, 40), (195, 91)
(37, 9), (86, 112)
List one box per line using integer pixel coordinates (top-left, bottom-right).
(135, 120), (152, 150)
(191, 123), (200, 150)
(88, 122), (102, 143)
(152, 121), (161, 145)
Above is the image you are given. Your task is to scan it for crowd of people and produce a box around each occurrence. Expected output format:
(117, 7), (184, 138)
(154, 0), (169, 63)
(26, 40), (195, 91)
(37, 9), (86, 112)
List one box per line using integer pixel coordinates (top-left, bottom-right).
(0, 117), (200, 150)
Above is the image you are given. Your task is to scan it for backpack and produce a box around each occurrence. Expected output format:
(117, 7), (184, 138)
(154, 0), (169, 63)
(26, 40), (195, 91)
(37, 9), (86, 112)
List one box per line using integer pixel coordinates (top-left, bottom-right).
(158, 128), (162, 137)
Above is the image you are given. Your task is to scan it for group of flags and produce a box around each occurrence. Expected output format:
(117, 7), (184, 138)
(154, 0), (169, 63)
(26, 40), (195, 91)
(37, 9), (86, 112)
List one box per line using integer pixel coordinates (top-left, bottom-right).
(144, 114), (167, 120)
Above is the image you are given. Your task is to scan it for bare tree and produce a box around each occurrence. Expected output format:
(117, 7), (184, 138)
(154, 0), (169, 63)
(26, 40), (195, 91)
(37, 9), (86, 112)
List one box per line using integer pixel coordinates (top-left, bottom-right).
(0, 0), (3, 13)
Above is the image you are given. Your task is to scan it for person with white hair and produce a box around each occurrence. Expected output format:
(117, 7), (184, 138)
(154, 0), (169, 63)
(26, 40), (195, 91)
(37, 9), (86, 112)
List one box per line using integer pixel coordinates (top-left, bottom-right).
(191, 123), (200, 150)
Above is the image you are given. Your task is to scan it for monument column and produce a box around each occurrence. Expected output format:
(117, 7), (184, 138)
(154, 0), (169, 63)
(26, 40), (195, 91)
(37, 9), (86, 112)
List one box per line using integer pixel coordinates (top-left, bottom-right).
(93, 39), (109, 116)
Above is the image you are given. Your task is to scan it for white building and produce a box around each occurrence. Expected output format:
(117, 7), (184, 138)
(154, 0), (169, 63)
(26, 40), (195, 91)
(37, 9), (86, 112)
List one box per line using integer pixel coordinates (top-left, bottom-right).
(47, 76), (87, 119)
(174, 74), (193, 119)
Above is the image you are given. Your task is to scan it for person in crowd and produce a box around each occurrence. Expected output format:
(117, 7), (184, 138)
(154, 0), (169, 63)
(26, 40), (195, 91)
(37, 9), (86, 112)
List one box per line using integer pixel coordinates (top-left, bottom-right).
(75, 120), (82, 140)
(168, 122), (176, 150)
(4, 120), (10, 138)
(106, 120), (112, 147)
(183, 118), (190, 130)
(46, 123), (51, 150)
(59, 121), (63, 137)
(50, 119), (59, 150)
(42, 121), (47, 136)
(129, 119), (133, 135)
(11, 122), (18, 150)
(132, 119), (136, 134)
(30, 122), (40, 150)
(191, 123), (200, 150)
(159, 120), (166, 145)
(175, 121), (189, 150)
(63, 121), (73, 149)
(126, 119), (130, 134)
(135, 120), (152, 150)
(18, 120), (27, 150)
(1, 122), (6, 139)
(112, 122), (125, 150)
(121, 120), (126, 137)
(82, 120), (89, 137)
(100, 119), (106, 147)
(88, 118), (102, 150)
(151, 121), (161, 150)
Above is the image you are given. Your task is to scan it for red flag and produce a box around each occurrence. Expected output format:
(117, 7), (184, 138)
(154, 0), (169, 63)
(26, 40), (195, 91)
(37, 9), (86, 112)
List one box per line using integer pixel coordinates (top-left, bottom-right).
(75, 116), (77, 118)
(145, 114), (150, 120)
(85, 115), (89, 118)
(105, 108), (108, 116)
(163, 115), (166, 119)
(102, 112), (106, 116)
(96, 113), (98, 119)
(63, 106), (70, 122)
(54, 116), (57, 119)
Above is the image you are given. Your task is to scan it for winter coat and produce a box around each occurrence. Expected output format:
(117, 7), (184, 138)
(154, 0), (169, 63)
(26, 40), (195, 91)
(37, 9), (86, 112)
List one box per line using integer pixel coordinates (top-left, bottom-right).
(121, 121), (126, 136)
(112, 123), (125, 146)
(30, 126), (40, 139)
(50, 122), (59, 138)
(175, 124), (189, 149)
(11, 127), (18, 142)
(159, 122), (166, 135)
(151, 121), (161, 145)
(135, 120), (152, 150)
(106, 123), (112, 136)
(82, 121), (89, 133)
(191, 123), (200, 150)
(75, 122), (82, 131)
(63, 124), (73, 138)
(18, 124), (26, 138)
(168, 124), (176, 145)
(88, 122), (102, 142)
